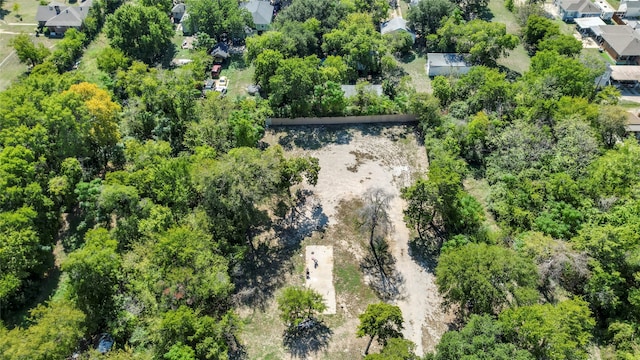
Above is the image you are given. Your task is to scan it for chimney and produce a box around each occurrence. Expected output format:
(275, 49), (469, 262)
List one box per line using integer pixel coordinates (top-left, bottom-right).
(54, 5), (60, 14)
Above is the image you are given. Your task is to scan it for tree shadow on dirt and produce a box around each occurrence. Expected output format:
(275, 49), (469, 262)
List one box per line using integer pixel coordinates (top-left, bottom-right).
(229, 343), (249, 360)
(360, 238), (405, 301)
(275, 125), (354, 150)
(283, 320), (333, 358)
(232, 190), (329, 310)
(408, 236), (440, 273)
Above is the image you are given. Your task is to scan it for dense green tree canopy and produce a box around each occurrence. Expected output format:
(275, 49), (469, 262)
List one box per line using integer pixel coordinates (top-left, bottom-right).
(185, 0), (253, 39)
(436, 243), (539, 316)
(407, 0), (455, 35)
(430, 314), (534, 360)
(105, 4), (174, 63)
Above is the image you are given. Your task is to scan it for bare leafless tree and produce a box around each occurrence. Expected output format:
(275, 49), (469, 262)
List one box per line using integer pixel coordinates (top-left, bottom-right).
(359, 188), (394, 294)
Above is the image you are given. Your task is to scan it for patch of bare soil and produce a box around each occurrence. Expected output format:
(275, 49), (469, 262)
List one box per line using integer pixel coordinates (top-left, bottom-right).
(262, 124), (453, 356)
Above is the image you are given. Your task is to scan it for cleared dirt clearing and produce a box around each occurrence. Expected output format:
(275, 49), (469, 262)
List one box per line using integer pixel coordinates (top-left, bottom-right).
(261, 124), (452, 356)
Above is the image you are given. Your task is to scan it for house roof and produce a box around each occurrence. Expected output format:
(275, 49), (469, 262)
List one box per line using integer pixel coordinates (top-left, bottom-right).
(380, 17), (416, 40)
(427, 53), (471, 67)
(626, 111), (640, 132)
(172, 3), (186, 13)
(558, 0), (600, 13)
(574, 17), (605, 29)
(610, 65), (640, 81)
(340, 84), (383, 98)
(594, 0), (614, 13)
(598, 25), (640, 56)
(241, 0), (274, 26)
(36, 1), (92, 27)
(210, 42), (230, 58)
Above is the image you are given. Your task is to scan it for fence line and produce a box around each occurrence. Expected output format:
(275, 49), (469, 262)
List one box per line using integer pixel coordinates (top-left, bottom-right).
(267, 114), (418, 126)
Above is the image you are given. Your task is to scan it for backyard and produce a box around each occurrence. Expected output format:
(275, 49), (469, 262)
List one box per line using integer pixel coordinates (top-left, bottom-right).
(0, 0), (58, 90)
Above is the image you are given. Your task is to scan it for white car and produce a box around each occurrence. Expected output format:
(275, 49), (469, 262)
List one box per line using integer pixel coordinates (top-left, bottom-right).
(215, 76), (229, 94)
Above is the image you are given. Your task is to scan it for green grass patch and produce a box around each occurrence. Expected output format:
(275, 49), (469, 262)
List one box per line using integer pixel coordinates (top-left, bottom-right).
(221, 55), (254, 98)
(486, 0), (531, 74)
(0, 0), (59, 90)
(77, 33), (109, 87)
(334, 262), (363, 294)
(396, 52), (431, 93)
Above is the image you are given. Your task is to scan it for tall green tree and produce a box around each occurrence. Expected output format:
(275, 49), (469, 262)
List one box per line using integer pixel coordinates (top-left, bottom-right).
(9, 34), (50, 67)
(365, 338), (418, 360)
(437, 18), (519, 66)
(499, 298), (595, 360)
(105, 4), (173, 63)
(62, 228), (122, 332)
(323, 13), (387, 76)
(185, 0), (253, 39)
(277, 286), (327, 327)
(436, 243), (539, 316)
(357, 302), (404, 355)
(407, 0), (455, 35)
(0, 300), (86, 360)
(430, 314), (534, 360)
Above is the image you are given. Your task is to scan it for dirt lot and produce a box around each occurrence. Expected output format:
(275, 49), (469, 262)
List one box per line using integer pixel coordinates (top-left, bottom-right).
(237, 125), (452, 359)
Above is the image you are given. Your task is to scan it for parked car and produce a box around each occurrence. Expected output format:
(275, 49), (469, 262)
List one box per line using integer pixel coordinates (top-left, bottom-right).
(211, 65), (222, 78)
(215, 76), (229, 95)
(203, 79), (215, 92)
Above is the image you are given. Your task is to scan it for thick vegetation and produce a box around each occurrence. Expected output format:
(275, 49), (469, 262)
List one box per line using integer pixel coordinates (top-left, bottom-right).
(2, 0), (640, 357)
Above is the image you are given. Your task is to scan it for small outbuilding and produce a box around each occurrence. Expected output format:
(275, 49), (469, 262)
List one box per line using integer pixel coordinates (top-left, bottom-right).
(426, 53), (472, 77)
(211, 42), (230, 62)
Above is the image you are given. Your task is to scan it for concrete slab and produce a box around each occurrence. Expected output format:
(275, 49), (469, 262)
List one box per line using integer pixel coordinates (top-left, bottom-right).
(305, 245), (336, 315)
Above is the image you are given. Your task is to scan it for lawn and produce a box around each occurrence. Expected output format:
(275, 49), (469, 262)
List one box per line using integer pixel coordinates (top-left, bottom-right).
(487, 0), (532, 74)
(0, 0), (58, 90)
(220, 55), (254, 98)
(77, 33), (109, 87)
(397, 52), (431, 93)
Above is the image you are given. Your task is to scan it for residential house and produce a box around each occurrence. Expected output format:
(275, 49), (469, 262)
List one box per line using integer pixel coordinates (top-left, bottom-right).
(594, 25), (640, 64)
(555, 0), (601, 21)
(618, 0), (640, 19)
(36, 0), (92, 34)
(380, 17), (416, 43)
(594, 0), (615, 20)
(172, 3), (186, 23)
(241, 0), (274, 31)
(210, 42), (230, 63)
(426, 53), (472, 77)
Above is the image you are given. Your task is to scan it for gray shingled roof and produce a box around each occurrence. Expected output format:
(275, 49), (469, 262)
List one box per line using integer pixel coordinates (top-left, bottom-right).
(36, 0), (92, 27)
(599, 25), (640, 56)
(241, 0), (274, 26)
(558, 0), (600, 13)
(172, 3), (186, 13)
(380, 17), (415, 41)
